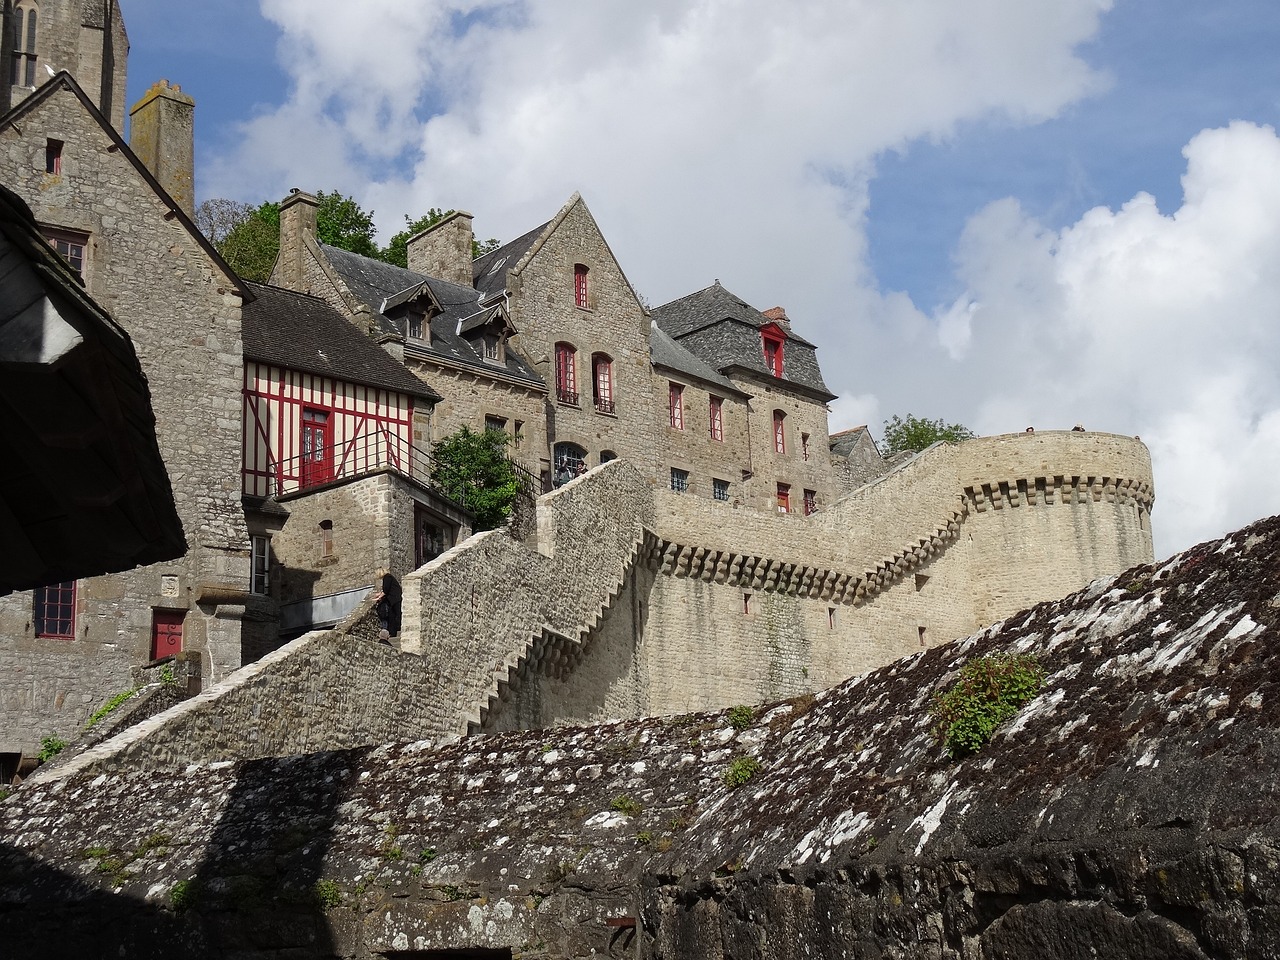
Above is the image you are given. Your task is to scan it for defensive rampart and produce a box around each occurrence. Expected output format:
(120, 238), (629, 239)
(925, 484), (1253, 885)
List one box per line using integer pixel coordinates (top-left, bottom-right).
(32, 433), (1153, 777)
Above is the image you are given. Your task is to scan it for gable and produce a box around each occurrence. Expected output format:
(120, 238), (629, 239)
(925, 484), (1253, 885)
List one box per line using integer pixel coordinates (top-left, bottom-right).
(0, 74), (246, 297)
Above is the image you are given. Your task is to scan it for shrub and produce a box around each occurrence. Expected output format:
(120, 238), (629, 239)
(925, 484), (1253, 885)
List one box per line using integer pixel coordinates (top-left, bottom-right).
(929, 652), (1045, 758)
(430, 426), (521, 531)
(723, 755), (762, 788)
(170, 878), (200, 912)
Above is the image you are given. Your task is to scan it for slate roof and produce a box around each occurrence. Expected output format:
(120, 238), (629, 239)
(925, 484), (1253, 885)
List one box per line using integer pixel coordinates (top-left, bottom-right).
(241, 282), (441, 401)
(319, 244), (544, 389)
(651, 282), (834, 400)
(472, 221), (549, 301)
(650, 325), (744, 396)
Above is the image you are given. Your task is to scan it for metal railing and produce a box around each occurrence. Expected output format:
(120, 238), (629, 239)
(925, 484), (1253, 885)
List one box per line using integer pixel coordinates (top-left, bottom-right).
(265, 433), (544, 520)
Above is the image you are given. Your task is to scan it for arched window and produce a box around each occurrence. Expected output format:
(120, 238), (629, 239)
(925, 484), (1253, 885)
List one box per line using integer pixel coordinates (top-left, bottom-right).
(600, 450), (617, 464)
(574, 263), (589, 309)
(11, 2), (37, 88)
(553, 442), (587, 485)
(554, 342), (578, 405)
(773, 409), (786, 454)
(319, 519), (334, 558)
(592, 353), (614, 414)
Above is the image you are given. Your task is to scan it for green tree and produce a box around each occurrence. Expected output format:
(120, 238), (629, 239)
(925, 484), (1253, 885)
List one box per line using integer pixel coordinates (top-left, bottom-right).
(200, 190), (380, 282)
(430, 426), (520, 531)
(381, 209), (500, 268)
(881, 414), (976, 455)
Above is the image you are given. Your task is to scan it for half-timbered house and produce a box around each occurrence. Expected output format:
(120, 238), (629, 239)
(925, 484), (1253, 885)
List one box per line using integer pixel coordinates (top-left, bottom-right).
(240, 282), (471, 651)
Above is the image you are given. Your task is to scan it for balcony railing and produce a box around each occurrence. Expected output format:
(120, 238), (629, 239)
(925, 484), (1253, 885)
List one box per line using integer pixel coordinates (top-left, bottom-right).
(557, 388), (579, 406)
(255, 432), (545, 521)
(594, 397), (615, 415)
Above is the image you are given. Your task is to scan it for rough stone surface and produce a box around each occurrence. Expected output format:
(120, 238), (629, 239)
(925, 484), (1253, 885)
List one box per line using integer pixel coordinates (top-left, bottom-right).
(2, 514), (1279, 958)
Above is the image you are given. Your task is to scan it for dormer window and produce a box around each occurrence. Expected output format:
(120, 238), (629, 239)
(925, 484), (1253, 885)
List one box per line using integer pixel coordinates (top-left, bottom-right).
(574, 264), (589, 309)
(762, 328), (785, 378)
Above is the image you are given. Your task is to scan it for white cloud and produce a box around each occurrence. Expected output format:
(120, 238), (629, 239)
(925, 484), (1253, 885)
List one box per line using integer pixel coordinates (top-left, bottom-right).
(933, 121), (1280, 556)
(199, 1), (1280, 558)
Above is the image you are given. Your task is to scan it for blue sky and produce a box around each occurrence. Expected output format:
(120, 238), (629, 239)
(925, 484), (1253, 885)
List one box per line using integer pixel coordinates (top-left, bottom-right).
(113, 1), (1280, 556)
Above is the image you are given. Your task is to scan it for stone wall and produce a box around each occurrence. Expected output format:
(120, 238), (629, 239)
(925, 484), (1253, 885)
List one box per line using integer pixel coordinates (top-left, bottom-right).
(654, 372), (752, 502)
(0, 82), (249, 757)
(410, 356), (549, 476)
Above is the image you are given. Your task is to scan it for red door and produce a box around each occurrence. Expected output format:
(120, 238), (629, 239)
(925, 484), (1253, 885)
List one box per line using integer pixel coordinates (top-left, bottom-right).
(151, 610), (184, 660)
(301, 409), (333, 488)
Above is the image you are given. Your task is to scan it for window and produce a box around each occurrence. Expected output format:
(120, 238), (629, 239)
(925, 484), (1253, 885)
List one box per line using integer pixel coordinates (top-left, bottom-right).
(514, 420), (524, 450)
(11, 3), (37, 88)
(151, 610), (184, 660)
(600, 450), (617, 464)
(406, 310), (424, 340)
(743, 592), (753, 615)
(668, 383), (684, 430)
(670, 467), (689, 492)
(713, 478), (730, 502)
(319, 519), (334, 559)
(300, 408), (332, 487)
(45, 228), (87, 279)
(484, 415), (507, 434)
(804, 488), (817, 516)
(592, 353), (614, 414)
(482, 333), (502, 361)
(773, 410), (786, 454)
(553, 442), (587, 485)
(555, 342), (578, 405)
(34, 581), (76, 639)
(45, 139), (62, 175)
(776, 483), (791, 513)
(828, 606), (837, 629)
(762, 330), (785, 377)
(574, 263), (589, 308)
(250, 536), (271, 595)
(801, 432), (810, 461)
(709, 396), (723, 441)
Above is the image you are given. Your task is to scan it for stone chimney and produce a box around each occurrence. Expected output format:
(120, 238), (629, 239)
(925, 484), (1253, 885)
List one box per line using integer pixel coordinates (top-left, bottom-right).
(128, 80), (195, 216)
(406, 211), (475, 286)
(277, 189), (318, 293)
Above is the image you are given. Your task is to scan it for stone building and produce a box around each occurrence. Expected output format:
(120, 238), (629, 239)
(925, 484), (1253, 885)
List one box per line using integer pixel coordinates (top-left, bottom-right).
(0, 71), (251, 761)
(651, 283), (841, 513)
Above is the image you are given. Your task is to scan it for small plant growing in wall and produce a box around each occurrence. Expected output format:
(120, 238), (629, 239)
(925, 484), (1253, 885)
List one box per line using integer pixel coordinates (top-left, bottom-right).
(86, 688), (138, 728)
(726, 705), (754, 731)
(169, 878), (200, 912)
(723, 755), (762, 788)
(313, 879), (342, 909)
(37, 735), (67, 763)
(929, 652), (1045, 758)
(610, 794), (642, 816)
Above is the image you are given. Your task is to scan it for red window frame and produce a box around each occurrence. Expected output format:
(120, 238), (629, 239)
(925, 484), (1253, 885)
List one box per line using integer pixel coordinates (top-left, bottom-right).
(592, 353), (614, 414)
(45, 139), (62, 176)
(151, 610), (185, 660)
(34, 581), (76, 639)
(709, 396), (723, 441)
(669, 383), (684, 430)
(776, 483), (791, 514)
(556, 342), (578, 405)
(762, 330), (785, 378)
(773, 409), (786, 454)
(574, 264), (589, 309)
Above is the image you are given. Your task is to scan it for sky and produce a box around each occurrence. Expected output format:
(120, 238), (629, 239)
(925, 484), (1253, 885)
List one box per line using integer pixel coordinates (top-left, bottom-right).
(118, 0), (1280, 560)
